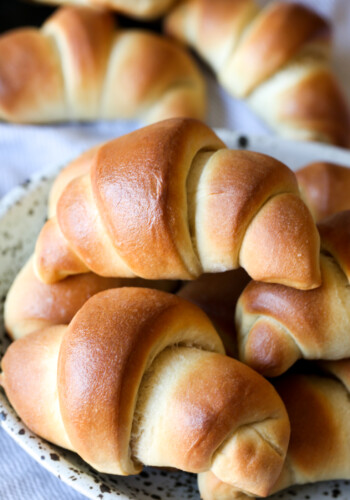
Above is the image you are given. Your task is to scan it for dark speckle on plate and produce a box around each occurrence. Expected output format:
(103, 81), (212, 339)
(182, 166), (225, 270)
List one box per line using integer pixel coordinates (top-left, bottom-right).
(237, 136), (249, 148)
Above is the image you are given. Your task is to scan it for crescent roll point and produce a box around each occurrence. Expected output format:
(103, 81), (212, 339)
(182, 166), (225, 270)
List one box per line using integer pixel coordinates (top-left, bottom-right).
(0, 6), (206, 124)
(198, 359), (350, 500)
(4, 256), (177, 341)
(165, 0), (350, 147)
(237, 210), (350, 378)
(34, 118), (321, 289)
(0, 288), (290, 497)
(297, 161), (350, 222)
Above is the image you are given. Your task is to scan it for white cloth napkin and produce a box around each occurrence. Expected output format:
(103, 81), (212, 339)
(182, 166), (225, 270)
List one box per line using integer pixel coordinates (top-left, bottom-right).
(0, 0), (349, 498)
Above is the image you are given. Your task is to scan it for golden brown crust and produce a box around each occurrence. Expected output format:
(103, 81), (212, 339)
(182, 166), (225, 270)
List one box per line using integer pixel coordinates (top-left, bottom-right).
(297, 162), (350, 222)
(36, 118), (224, 281)
(5, 257), (119, 340)
(34, 118), (321, 289)
(43, 6), (115, 120)
(159, 352), (288, 495)
(274, 375), (340, 480)
(237, 254), (349, 377)
(240, 192), (320, 289)
(273, 365), (350, 490)
(58, 288), (222, 474)
(239, 314), (301, 378)
(35, 216), (90, 283)
(100, 29), (206, 122)
(87, 118), (222, 279)
(0, 6), (206, 123)
(164, 0), (259, 71)
(0, 325), (72, 449)
(57, 174), (136, 278)
(222, 1), (330, 96)
(48, 145), (100, 218)
(277, 69), (350, 148)
(190, 149), (299, 270)
(0, 29), (64, 122)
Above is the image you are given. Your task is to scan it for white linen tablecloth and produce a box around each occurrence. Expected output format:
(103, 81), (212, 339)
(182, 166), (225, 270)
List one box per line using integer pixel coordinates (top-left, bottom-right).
(0, 0), (349, 498)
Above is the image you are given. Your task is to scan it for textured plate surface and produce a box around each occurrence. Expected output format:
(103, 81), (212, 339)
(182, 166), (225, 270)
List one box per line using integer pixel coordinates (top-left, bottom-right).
(1, 131), (350, 500)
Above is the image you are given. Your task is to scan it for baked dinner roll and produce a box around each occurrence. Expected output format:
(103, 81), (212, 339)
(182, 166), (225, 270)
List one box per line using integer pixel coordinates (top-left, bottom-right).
(0, 288), (290, 497)
(297, 161), (350, 221)
(178, 268), (250, 357)
(4, 256), (176, 340)
(165, 0), (350, 147)
(198, 359), (350, 499)
(34, 118), (321, 290)
(237, 210), (350, 377)
(0, 6), (205, 124)
(33, 0), (177, 19)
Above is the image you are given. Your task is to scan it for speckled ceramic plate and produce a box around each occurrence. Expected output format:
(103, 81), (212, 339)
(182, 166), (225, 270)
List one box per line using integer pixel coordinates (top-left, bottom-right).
(1, 131), (350, 500)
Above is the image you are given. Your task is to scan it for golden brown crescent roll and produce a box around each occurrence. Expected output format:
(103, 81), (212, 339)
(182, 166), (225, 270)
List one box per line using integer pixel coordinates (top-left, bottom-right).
(34, 118), (321, 290)
(4, 256), (176, 340)
(0, 6), (205, 124)
(198, 359), (350, 499)
(177, 268), (250, 357)
(33, 0), (177, 19)
(0, 288), (290, 497)
(297, 161), (350, 221)
(165, 0), (350, 147)
(237, 210), (350, 377)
